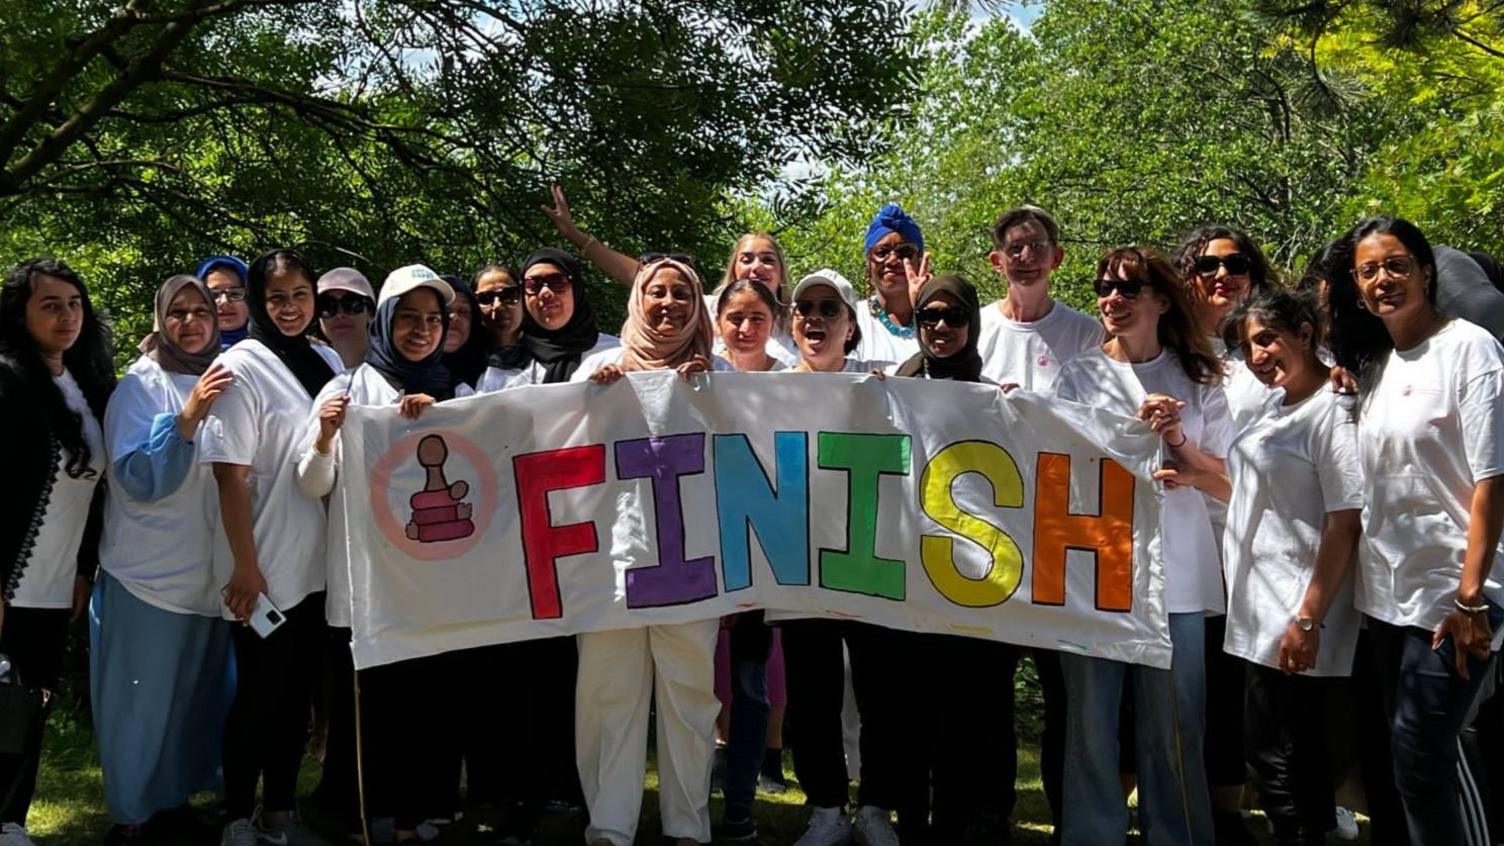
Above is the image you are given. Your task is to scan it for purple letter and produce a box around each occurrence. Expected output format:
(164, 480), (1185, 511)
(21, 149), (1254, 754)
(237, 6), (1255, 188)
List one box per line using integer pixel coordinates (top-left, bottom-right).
(615, 433), (719, 608)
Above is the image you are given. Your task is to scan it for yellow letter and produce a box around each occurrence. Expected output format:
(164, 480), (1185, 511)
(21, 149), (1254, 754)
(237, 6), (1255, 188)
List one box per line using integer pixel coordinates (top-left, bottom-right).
(919, 440), (1025, 607)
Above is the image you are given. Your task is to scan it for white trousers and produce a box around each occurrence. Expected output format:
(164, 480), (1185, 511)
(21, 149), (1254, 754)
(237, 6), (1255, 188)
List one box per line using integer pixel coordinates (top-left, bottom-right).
(576, 619), (720, 845)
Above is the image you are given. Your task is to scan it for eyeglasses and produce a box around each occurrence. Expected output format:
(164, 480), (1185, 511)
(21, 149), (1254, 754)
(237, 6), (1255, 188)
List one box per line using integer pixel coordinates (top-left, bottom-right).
(794, 299), (845, 319)
(1194, 253), (1250, 277)
(916, 306), (969, 328)
(477, 287), (521, 306)
(1094, 278), (1145, 299)
(869, 243), (918, 262)
(316, 294), (373, 318)
(523, 272), (571, 295)
(1355, 256), (1416, 283)
(210, 288), (246, 303)
(1004, 239), (1051, 259)
(639, 251), (697, 268)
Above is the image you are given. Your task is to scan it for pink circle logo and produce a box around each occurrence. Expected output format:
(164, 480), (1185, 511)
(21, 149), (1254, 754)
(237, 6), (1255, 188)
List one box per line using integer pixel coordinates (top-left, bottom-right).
(369, 430), (498, 561)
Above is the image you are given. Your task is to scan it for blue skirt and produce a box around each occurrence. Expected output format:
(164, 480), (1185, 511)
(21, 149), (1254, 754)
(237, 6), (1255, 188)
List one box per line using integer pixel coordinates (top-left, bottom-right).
(89, 572), (236, 824)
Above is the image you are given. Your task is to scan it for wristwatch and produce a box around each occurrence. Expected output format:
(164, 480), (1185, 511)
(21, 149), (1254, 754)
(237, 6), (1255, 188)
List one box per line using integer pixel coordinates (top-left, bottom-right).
(1295, 617), (1318, 633)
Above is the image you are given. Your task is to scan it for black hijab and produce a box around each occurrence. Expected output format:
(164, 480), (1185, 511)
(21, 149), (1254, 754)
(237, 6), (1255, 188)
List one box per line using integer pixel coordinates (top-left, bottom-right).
(515, 248), (601, 383)
(246, 249), (337, 397)
(895, 274), (984, 382)
(365, 283), (455, 401)
(440, 275), (489, 389)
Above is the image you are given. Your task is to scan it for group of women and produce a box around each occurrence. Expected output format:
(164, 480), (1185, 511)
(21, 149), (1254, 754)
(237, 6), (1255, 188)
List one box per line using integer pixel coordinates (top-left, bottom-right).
(0, 191), (1501, 846)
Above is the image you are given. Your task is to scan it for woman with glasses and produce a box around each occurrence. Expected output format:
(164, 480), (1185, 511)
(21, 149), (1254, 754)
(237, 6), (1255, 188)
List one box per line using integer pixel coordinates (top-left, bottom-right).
(296, 266), (460, 844)
(0, 258), (115, 846)
(198, 255), (252, 350)
(314, 267), (376, 370)
(91, 274), (235, 845)
(198, 249), (342, 846)
(778, 269), (903, 846)
(1052, 247), (1228, 846)
(1214, 289), (1364, 846)
(571, 257), (720, 846)
(541, 185), (799, 366)
(852, 204), (925, 366)
(1326, 216), (1504, 844)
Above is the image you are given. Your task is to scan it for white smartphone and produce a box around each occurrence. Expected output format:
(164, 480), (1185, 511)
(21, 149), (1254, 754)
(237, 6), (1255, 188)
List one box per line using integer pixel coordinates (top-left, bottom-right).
(248, 593), (287, 639)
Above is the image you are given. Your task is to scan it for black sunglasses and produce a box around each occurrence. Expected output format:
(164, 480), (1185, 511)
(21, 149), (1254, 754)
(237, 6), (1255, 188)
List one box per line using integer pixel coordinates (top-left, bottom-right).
(522, 272), (572, 295)
(869, 243), (918, 262)
(1194, 253), (1250, 277)
(1093, 278), (1146, 299)
(316, 293), (373, 318)
(639, 252), (697, 268)
(477, 287), (521, 306)
(793, 299), (845, 319)
(916, 306), (969, 328)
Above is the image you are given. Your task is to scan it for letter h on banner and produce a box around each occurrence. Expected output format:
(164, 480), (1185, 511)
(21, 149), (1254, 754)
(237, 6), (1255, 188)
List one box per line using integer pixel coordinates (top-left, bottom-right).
(1030, 453), (1135, 612)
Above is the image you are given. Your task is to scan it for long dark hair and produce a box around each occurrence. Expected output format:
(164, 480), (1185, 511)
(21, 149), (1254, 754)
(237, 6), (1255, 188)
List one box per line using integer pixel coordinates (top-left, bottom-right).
(0, 258), (116, 477)
(1173, 226), (1280, 333)
(1098, 247), (1223, 385)
(1221, 288), (1323, 364)
(1327, 216), (1437, 397)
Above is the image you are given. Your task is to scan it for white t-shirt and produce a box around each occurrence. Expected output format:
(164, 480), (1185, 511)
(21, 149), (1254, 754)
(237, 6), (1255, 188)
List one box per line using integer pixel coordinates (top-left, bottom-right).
(702, 292), (800, 368)
(1356, 319), (1504, 634)
(853, 298), (921, 366)
(476, 333), (620, 392)
(1202, 340), (1273, 562)
(977, 299), (1103, 391)
(1222, 387), (1365, 675)
(97, 356), (223, 616)
(198, 340), (343, 620)
(11, 369), (106, 609)
(1054, 347), (1234, 614)
(569, 346), (737, 381)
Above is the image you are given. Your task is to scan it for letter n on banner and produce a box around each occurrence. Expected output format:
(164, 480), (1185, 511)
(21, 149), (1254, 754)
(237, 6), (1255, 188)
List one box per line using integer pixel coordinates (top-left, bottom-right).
(1031, 453), (1134, 611)
(615, 433), (719, 608)
(817, 432), (911, 600)
(513, 445), (606, 620)
(712, 432), (810, 591)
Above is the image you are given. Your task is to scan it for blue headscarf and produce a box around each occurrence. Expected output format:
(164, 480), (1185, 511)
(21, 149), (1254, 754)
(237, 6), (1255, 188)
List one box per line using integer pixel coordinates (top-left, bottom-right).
(196, 254), (251, 348)
(364, 285), (454, 401)
(863, 203), (925, 256)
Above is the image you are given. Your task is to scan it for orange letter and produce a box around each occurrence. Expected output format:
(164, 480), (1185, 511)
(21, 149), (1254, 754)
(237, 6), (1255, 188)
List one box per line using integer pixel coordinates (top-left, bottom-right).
(1032, 453), (1135, 611)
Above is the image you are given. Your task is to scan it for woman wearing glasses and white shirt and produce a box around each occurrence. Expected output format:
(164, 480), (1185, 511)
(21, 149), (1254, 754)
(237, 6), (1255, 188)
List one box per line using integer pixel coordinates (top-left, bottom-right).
(1326, 216), (1504, 845)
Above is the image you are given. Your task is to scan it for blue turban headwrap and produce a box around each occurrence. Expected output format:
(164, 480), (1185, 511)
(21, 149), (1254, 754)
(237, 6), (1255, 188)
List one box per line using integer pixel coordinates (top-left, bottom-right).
(863, 203), (924, 257)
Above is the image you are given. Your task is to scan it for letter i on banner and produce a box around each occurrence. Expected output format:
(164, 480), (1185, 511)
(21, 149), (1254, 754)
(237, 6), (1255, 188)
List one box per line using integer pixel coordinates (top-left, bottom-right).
(919, 440), (1025, 607)
(514, 446), (607, 620)
(817, 432), (911, 600)
(615, 433), (719, 608)
(712, 432), (811, 590)
(1031, 453), (1135, 611)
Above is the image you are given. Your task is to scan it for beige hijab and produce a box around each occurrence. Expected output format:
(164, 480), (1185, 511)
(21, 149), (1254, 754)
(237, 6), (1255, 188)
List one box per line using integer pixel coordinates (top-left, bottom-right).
(618, 258), (713, 372)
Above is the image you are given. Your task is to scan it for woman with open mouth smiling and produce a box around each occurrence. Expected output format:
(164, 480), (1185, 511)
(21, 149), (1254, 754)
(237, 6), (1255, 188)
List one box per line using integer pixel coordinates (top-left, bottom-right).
(1052, 246), (1229, 846)
(1326, 216), (1504, 844)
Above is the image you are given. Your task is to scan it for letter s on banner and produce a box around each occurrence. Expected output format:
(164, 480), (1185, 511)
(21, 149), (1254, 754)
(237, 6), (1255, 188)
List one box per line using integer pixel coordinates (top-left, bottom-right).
(919, 440), (1025, 607)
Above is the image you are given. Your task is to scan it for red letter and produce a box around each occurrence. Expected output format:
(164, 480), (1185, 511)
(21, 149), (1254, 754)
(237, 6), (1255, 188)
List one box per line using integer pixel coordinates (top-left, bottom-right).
(1032, 453), (1135, 611)
(513, 445), (606, 619)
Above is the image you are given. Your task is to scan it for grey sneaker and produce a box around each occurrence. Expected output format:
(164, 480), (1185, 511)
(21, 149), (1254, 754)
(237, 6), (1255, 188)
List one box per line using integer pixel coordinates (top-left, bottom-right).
(1332, 805), (1360, 841)
(221, 819), (258, 846)
(794, 806), (853, 846)
(852, 805), (899, 846)
(0, 823), (36, 846)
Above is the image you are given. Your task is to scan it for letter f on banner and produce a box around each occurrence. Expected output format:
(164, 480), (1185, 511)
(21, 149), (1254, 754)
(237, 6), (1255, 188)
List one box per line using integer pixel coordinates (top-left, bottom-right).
(1031, 453), (1135, 611)
(514, 446), (607, 620)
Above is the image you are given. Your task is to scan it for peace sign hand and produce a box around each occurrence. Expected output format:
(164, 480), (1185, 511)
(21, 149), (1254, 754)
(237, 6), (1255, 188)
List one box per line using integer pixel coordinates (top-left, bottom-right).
(905, 251), (933, 307)
(540, 184), (582, 242)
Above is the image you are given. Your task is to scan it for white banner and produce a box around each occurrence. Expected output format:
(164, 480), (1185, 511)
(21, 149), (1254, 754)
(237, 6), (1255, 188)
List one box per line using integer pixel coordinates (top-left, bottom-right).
(340, 371), (1169, 669)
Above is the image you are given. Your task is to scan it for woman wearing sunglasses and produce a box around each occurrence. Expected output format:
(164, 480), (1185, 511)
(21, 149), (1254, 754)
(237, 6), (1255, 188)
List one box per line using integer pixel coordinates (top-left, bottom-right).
(314, 268), (376, 370)
(541, 185), (800, 366)
(478, 249), (619, 391)
(474, 264), (524, 352)
(1327, 217), (1504, 844)
(570, 257), (721, 846)
(1052, 247), (1228, 846)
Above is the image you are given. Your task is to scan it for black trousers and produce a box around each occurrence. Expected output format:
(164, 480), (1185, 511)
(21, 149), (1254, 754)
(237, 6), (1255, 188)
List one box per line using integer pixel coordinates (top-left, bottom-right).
(782, 619), (908, 811)
(361, 652), (453, 831)
(222, 593), (325, 820)
(1244, 662), (1335, 839)
(1204, 615), (1247, 789)
(0, 606), (69, 826)
(311, 627), (358, 828)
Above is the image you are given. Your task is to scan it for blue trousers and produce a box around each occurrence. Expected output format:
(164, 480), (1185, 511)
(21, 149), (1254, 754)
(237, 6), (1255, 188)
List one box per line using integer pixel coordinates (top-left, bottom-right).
(722, 616), (772, 817)
(1060, 612), (1213, 846)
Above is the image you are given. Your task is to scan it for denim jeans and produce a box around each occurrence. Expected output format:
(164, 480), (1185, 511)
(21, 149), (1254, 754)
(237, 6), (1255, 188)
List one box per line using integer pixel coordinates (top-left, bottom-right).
(723, 616), (772, 816)
(1367, 616), (1498, 846)
(1060, 612), (1213, 846)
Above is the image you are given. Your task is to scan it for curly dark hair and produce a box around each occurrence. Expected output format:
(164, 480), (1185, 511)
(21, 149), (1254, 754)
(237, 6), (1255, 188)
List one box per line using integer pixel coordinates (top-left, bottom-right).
(1173, 226), (1281, 333)
(0, 258), (116, 478)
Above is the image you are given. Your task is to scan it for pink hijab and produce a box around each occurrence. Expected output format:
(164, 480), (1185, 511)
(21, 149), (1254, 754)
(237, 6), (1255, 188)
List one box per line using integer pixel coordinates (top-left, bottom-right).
(618, 258), (713, 372)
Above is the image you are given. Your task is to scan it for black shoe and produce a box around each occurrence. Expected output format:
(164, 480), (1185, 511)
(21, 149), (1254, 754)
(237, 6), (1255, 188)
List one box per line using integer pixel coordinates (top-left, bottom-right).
(1212, 810), (1259, 846)
(715, 808), (757, 842)
(103, 824), (152, 846)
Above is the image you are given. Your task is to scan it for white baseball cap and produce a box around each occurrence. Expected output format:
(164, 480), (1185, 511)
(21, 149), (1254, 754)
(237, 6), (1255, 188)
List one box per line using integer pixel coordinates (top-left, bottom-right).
(380, 264), (455, 306)
(791, 269), (858, 310)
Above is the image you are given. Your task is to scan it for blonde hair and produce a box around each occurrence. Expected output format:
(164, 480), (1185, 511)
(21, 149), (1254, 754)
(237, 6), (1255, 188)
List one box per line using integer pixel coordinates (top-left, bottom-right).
(718, 233), (790, 333)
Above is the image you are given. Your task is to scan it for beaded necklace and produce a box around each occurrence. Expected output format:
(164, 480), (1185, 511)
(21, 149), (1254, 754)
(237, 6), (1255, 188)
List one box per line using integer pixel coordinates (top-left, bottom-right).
(868, 296), (915, 339)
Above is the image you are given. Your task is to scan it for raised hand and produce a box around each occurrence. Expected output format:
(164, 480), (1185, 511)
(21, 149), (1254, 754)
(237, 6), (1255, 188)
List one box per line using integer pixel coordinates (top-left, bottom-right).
(904, 251), (933, 307)
(540, 184), (583, 242)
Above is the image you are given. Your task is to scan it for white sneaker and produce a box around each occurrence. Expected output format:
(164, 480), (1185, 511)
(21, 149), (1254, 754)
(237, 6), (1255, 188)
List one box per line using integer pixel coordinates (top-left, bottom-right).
(794, 806), (853, 846)
(0, 822), (36, 846)
(1332, 805), (1360, 841)
(852, 805), (900, 846)
(221, 819), (258, 846)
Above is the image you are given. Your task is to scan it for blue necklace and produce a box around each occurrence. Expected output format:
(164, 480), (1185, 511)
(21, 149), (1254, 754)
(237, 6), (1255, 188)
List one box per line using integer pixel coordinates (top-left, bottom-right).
(869, 296), (915, 338)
